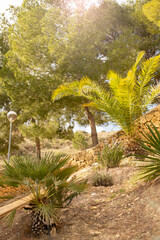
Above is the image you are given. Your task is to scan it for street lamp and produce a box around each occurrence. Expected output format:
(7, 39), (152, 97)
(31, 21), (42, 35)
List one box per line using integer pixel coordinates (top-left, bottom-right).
(7, 111), (17, 163)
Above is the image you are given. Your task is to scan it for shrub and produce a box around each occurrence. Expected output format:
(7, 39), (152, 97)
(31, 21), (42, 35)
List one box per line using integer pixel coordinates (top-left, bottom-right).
(72, 131), (88, 150)
(1, 153), (87, 237)
(136, 124), (160, 181)
(92, 172), (113, 187)
(100, 142), (124, 168)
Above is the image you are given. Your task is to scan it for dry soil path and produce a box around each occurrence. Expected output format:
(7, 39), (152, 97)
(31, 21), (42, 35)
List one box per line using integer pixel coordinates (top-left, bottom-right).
(0, 167), (160, 240)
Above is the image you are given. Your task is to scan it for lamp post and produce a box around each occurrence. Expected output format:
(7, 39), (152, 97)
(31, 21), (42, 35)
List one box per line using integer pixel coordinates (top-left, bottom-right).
(7, 111), (17, 163)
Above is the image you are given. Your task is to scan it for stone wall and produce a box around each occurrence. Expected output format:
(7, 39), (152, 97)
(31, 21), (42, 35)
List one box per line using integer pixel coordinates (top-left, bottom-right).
(69, 105), (160, 168)
(69, 144), (104, 168)
(137, 104), (160, 135)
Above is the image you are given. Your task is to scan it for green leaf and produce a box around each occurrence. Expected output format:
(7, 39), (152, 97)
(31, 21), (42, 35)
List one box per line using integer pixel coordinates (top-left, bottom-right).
(135, 124), (160, 181)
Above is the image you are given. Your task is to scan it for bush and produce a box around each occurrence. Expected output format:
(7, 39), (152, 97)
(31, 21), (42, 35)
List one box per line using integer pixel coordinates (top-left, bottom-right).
(1, 153), (87, 237)
(92, 172), (113, 187)
(100, 142), (124, 168)
(136, 124), (160, 181)
(72, 131), (88, 150)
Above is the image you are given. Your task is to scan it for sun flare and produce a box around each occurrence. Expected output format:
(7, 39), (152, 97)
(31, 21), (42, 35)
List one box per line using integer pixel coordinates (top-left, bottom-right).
(69, 0), (99, 10)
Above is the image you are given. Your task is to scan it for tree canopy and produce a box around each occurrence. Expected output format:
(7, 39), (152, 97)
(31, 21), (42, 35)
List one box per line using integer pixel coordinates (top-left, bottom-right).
(0, 0), (160, 156)
(143, 0), (160, 29)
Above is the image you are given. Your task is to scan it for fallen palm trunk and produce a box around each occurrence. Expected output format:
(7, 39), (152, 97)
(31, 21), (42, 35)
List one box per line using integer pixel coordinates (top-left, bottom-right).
(0, 193), (33, 217)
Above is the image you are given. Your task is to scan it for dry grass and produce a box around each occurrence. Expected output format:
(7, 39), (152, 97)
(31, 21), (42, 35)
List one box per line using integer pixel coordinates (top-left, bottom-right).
(11, 131), (117, 157)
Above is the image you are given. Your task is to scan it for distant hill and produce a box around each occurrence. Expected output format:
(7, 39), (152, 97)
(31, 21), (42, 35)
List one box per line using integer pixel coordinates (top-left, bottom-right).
(0, 131), (117, 162)
(19, 131), (117, 156)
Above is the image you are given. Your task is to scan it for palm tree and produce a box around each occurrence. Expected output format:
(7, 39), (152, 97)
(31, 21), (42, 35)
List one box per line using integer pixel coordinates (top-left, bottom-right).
(1, 153), (87, 237)
(58, 51), (160, 137)
(52, 81), (99, 146)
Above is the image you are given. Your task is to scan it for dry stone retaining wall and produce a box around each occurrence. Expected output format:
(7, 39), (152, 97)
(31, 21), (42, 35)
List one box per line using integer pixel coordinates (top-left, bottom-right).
(137, 105), (160, 135)
(69, 105), (160, 168)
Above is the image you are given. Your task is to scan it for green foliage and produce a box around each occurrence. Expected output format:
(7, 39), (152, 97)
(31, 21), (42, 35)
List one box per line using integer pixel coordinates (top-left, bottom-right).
(100, 142), (124, 168)
(69, 52), (160, 136)
(1, 153), (87, 232)
(136, 124), (160, 181)
(0, 1), (69, 153)
(61, 0), (160, 76)
(1, 0), (160, 154)
(143, 0), (160, 29)
(5, 209), (17, 226)
(56, 125), (74, 140)
(19, 118), (59, 140)
(91, 172), (113, 187)
(52, 75), (108, 147)
(1, 0), (159, 151)
(72, 131), (88, 150)
(5, 0), (159, 81)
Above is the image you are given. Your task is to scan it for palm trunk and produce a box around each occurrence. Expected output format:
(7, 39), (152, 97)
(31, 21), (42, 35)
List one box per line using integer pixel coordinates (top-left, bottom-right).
(31, 210), (55, 237)
(35, 136), (41, 160)
(84, 107), (98, 147)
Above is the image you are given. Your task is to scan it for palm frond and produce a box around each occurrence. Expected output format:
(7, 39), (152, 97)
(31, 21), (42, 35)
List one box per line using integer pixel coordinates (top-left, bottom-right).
(79, 77), (94, 95)
(142, 83), (160, 111)
(79, 76), (108, 100)
(4, 209), (17, 226)
(133, 51), (145, 68)
(126, 51), (145, 87)
(68, 179), (88, 193)
(137, 124), (160, 155)
(137, 54), (160, 97)
(0, 196), (14, 199)
(52, 81), (80, 101)
(136, 124), (160, 181)
(33, 203), (59, 225)
(107, 70), (122, 95)
(56, 166), (79, 181)
(0, 178), (4, 187)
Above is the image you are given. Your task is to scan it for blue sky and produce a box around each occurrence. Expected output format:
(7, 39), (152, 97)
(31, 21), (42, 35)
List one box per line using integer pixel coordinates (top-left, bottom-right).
(73, 122), (121, 133)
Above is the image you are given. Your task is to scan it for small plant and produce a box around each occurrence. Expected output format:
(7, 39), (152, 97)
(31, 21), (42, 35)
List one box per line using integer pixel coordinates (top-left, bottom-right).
(72, 131), (88, 150)
(1, 153), (87, 237)
(91, 172), (113, 187)
(100, 141), (124, 168)
(136, 123), (160, 181)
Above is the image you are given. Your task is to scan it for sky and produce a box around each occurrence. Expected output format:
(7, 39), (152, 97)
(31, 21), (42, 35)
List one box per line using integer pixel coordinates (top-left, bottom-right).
(74, 122), (121, 133)
(0, 0), (23, 14)
(0, 0), (125, 14)
(0, 0), (123, 133)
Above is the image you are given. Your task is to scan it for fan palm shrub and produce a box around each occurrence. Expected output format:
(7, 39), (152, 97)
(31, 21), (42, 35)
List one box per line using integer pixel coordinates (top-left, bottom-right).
(136, 124), (160, 181)
(0, 153), (87, 237)
(53, 51), (160, 137)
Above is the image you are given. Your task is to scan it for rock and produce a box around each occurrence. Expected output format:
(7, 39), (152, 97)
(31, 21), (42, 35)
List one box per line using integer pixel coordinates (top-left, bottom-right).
(89, 230), (101, 236)
(116, 234), (120, 238)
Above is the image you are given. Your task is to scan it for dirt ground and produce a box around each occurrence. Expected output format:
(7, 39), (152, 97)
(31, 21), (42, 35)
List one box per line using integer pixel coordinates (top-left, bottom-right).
(0, 167), (160, 240)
